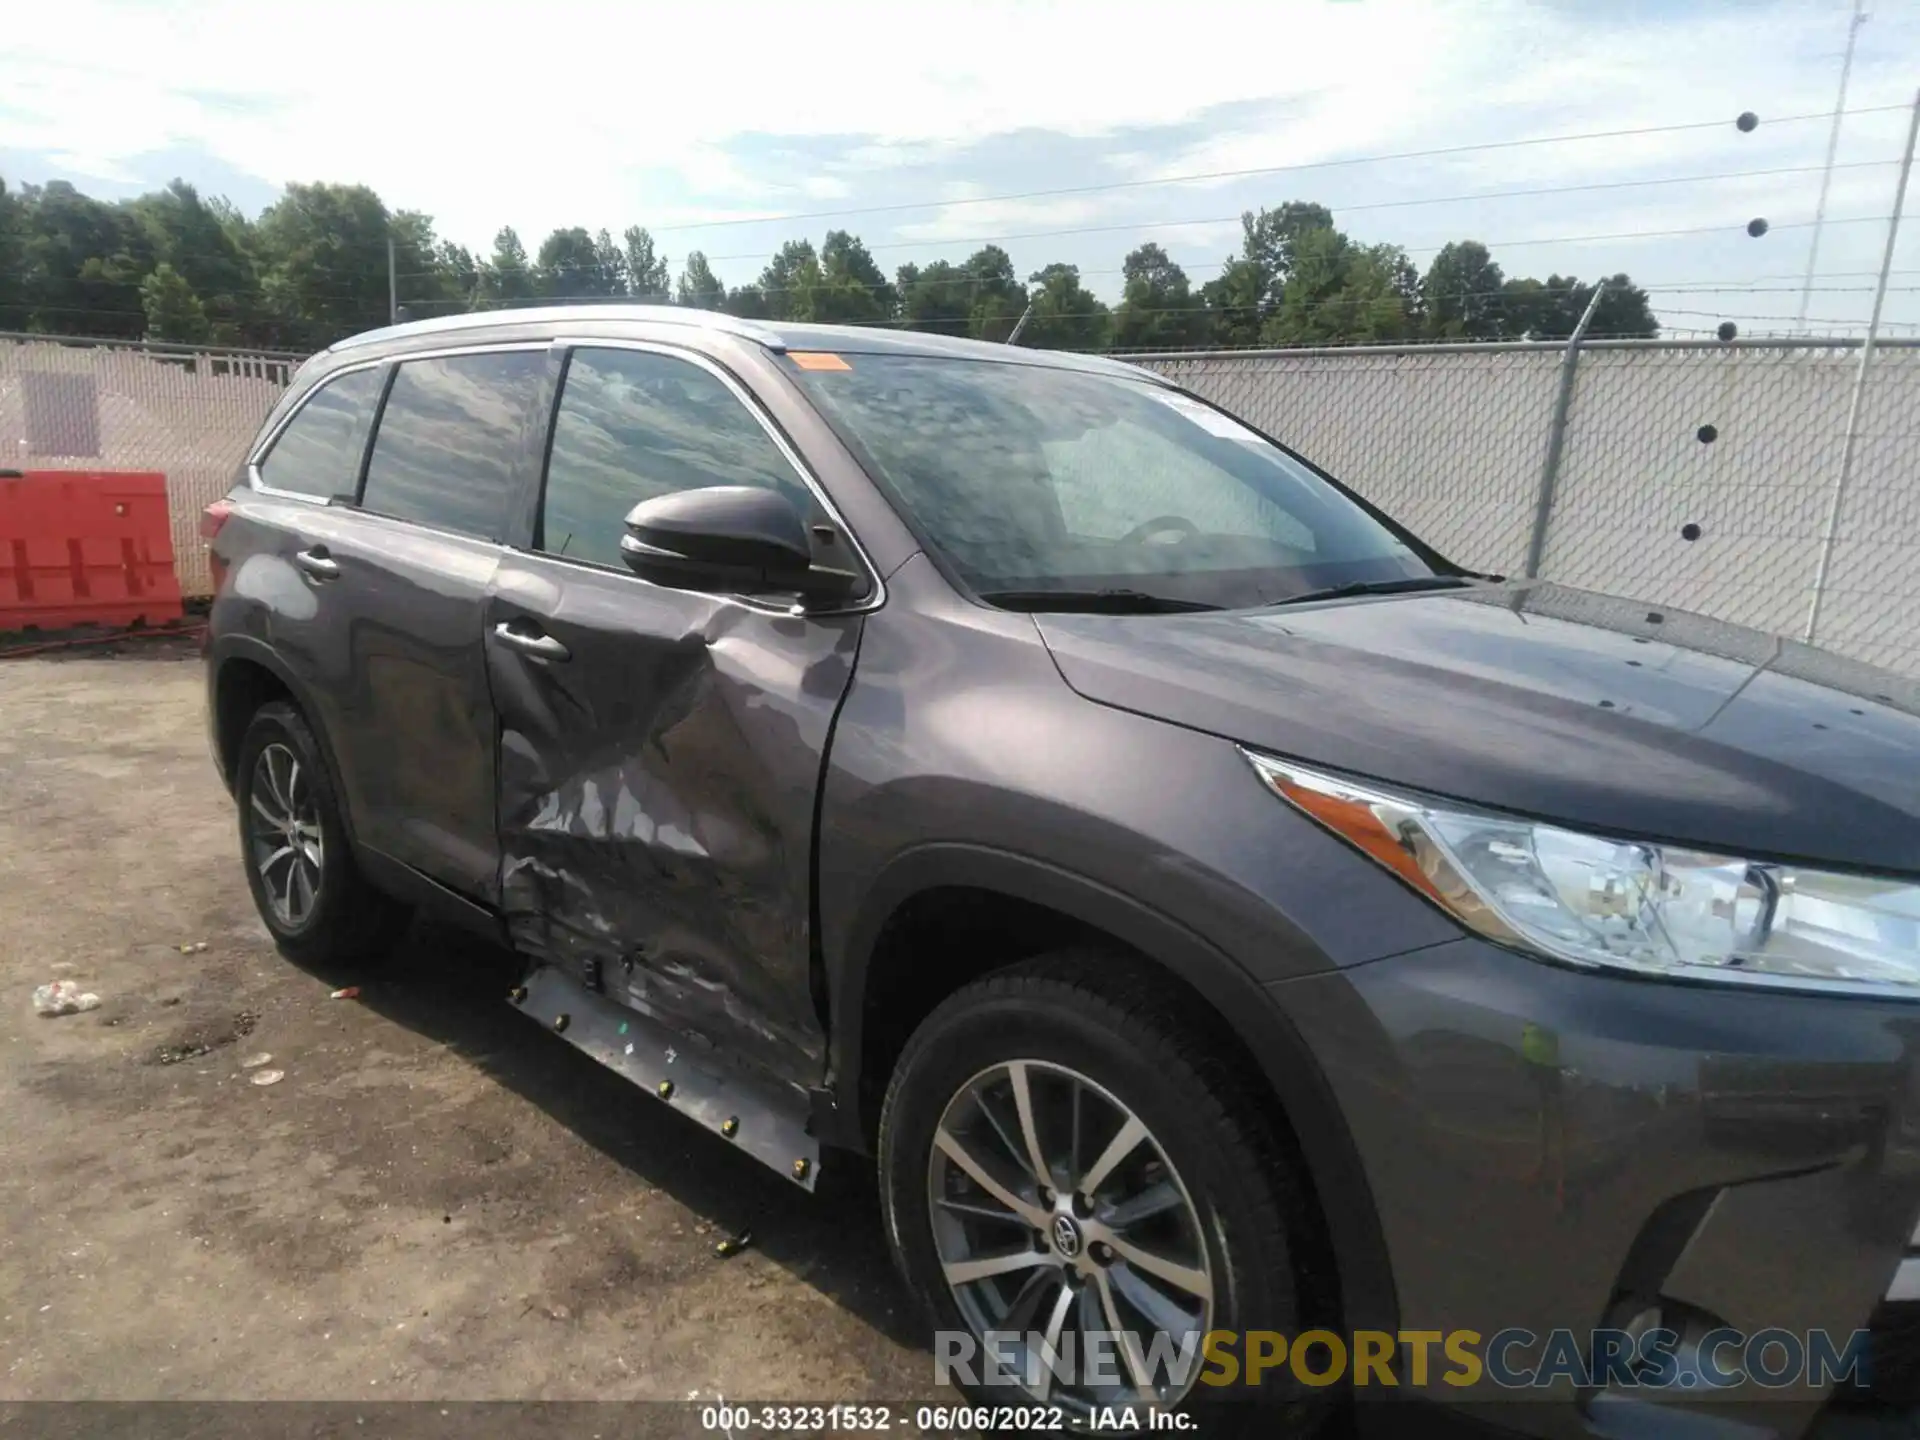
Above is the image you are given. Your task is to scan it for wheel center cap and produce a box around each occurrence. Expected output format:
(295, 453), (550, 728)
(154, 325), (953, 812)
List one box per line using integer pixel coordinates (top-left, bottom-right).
(1051, 1213), (1083, 1258)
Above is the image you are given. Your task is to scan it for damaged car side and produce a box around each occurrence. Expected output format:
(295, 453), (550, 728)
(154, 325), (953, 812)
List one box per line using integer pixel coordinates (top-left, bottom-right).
(205, 306), (1920, 1439)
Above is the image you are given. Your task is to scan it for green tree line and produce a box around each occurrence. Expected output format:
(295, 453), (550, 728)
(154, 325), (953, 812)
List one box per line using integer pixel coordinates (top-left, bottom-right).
(0, 177), (1658, 353)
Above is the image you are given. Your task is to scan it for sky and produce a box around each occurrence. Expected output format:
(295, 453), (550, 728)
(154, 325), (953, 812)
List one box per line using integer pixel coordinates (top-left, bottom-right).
(3, 0), (1918, 339)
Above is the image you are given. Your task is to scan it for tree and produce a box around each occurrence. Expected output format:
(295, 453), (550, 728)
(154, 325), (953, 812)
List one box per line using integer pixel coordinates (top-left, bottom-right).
(623, 226), (670, 299)
(1504, 272), (1656, 340)
(202, 194), (273, 341)
(0, 178), (22, 330)
(589, 230), (629, 297)
(1267, 232), (1419, 345)
(1199, 256), (1271, 347)
(130, 180), (257, 342)
(1340, 244), (1420, 341)
(476, 226), (536, 308)
(536, 226), (623, 298)
(962, 245), (1025, 342)
(623, 227), (669, 299)
(139, 262), (210, 343)
(432, 240), (479, 311)
(757, 239), (822, 321)
(723, 283), (771, 320)
(1267, 226), (1354, 344)
(0, 168), (1671, 351)
(1241, 203), (1334, 291)
(1581, 274), (1657, 338)
(16, 180), (152, 339)
(1194, 203), (1339, 347)
(816, 229), (894, 323)
(896, 260), (972, 335)
(1498, 276), (1553, 340)
(253, 182), (394, 347)
(1421, 240), (1506, 340)
(1112, 242), (1209, 350)
(676, 251), (725, 310)
(385, 209), (464, 317)
(1019, 263), (1111, 351)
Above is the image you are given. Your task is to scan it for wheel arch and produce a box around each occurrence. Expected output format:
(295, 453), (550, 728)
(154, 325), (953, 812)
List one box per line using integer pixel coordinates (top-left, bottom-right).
(210, 636), (360, 849)
(829, 841), (1399, 1336)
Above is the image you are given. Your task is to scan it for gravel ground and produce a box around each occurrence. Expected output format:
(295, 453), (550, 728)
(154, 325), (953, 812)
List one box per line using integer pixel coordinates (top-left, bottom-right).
(0, 650), (930, 1411)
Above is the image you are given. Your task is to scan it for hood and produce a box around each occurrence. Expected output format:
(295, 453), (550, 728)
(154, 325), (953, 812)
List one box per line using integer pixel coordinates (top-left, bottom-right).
(1034, 581), (1920, 876)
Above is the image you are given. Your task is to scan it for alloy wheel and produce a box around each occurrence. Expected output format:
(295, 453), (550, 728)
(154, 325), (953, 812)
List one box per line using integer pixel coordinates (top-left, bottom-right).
(927, 1059), (1214, 1415)
(248, 741), (324, 928)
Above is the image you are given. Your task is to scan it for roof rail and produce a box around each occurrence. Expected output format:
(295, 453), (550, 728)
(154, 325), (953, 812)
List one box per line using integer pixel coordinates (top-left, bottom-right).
(327, 304), (787, 354)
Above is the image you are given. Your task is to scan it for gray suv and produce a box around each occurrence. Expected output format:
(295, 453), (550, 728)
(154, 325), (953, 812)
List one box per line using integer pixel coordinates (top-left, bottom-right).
(203, 307), (1920, 1437)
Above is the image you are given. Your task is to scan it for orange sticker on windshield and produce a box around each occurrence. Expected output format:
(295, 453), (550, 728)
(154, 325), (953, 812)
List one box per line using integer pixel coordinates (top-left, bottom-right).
(790, 352), (852, 371)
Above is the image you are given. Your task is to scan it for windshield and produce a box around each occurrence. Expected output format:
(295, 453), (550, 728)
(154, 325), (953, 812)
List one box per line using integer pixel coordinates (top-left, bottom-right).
(789, 353), (1442, 611)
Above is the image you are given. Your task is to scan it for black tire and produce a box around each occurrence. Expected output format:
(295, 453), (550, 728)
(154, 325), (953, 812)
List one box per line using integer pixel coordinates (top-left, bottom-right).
(878, 950), (1336, 1436)
(234, 700), (411, 965)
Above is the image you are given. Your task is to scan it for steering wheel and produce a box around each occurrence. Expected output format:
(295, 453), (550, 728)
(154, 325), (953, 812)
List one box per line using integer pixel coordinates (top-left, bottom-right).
(1119, 514), (1200, 545)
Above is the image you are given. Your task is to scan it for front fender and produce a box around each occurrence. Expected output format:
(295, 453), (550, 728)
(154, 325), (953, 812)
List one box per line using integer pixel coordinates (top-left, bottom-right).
(827, 840), (1402, 1337)
(812, 558), (1444, 1335)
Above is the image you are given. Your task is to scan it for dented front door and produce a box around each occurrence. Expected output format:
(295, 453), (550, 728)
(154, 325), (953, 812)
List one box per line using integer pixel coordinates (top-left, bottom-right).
(482, 341), (867, 1091)
(484, 571), (858, 1088)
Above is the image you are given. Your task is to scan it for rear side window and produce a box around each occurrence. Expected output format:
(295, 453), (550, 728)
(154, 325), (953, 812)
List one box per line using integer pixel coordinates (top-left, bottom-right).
(538, 346), (815, 568)
(257, 367), (384, 500)
(360, 351), (544, 539)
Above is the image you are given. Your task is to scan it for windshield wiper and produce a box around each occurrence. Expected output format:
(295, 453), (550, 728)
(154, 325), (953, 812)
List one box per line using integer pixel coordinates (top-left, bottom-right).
(979, 588), (1223, 614)
(1267, 574), (1477, 608)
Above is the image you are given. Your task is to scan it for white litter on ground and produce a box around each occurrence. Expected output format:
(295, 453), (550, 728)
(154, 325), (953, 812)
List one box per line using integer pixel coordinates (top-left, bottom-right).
(32, 981), (101, 1017)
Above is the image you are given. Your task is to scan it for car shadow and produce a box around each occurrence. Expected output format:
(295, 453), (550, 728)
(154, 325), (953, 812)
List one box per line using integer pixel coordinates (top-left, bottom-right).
(285, 916), (923, 1352)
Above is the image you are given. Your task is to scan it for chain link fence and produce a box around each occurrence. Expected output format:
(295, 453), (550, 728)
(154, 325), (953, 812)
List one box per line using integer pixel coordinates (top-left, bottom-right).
(3, 329), (1916, 678)
(1141, 338), (1920, 678)
(0, 332), (301, 598)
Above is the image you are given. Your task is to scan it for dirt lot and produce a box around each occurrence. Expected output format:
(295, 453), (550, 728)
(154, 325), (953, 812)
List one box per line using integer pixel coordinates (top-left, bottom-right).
(0, 647), (929, 1408)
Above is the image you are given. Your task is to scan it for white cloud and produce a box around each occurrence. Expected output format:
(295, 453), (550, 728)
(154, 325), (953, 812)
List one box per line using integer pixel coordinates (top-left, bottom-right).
(799, 175), (853, 201)
(0, 0), (1779, 232)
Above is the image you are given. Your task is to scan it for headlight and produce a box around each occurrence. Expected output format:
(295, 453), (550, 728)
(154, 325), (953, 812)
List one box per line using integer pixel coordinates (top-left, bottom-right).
(1245, 750), (1920, 995)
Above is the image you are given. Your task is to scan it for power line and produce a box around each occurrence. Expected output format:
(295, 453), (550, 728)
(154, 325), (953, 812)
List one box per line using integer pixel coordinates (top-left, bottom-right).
(375, 158), (1901, 280)
(626, 102), (1915, 235)
(700, 212), (1897, 265)
(55, 150), (1904, 291)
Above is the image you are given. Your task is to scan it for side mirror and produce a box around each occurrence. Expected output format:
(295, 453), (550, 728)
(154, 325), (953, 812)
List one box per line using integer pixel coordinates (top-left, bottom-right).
(619, 485), (860, 601)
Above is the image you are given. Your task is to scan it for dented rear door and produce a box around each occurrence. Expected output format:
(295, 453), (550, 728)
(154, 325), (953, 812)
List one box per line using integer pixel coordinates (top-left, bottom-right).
(482, 342), (870, 1090)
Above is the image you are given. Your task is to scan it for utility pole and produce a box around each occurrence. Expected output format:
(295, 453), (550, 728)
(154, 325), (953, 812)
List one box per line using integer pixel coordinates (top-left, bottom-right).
(1806, 86), (1919, 644)
(1007, 293), (1040, 346)
(1798, 0), (1868, 330)
(388, 235), (399, 326)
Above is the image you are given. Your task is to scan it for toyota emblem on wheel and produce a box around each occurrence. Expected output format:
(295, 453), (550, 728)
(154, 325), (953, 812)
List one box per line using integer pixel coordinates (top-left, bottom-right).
(1051, 1214), (1082, 1258)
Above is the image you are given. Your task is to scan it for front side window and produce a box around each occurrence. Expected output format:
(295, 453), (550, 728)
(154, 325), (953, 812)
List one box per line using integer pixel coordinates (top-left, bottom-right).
(360, 351), (544, 539)
(257, 366), (384, 500)
(538, 346), (816, 569)
(790, 354), (1436, 610)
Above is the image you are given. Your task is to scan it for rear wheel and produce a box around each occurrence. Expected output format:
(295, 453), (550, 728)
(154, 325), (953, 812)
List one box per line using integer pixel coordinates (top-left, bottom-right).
(878, 951), (1335, 1433)
(235, 701), (411, 965)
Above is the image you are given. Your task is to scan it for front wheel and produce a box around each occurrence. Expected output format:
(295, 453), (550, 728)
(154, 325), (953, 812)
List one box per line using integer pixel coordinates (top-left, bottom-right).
(877, 952), (1334, 1433)
(234, 700), (411, 965)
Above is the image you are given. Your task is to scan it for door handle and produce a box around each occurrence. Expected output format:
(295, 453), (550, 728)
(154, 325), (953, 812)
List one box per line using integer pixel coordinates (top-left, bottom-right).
(492, 622), (570, 662)
(294, 546), (340, 581)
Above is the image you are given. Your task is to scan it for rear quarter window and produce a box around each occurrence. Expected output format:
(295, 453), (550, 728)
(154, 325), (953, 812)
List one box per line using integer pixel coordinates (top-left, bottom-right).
(256, 367), (385, 501)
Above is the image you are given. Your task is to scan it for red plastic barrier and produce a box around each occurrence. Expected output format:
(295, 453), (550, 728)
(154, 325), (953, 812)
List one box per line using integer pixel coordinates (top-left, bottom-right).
(0, 470), (185, 631)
